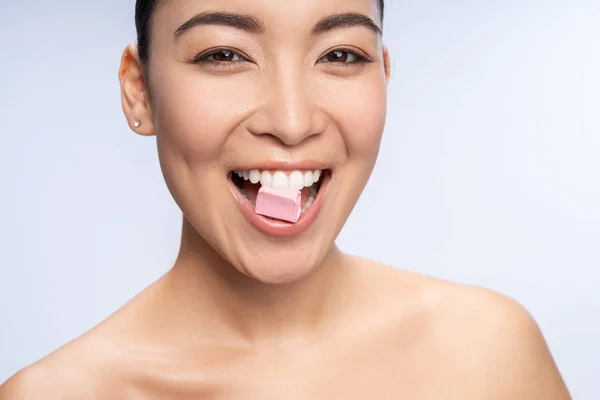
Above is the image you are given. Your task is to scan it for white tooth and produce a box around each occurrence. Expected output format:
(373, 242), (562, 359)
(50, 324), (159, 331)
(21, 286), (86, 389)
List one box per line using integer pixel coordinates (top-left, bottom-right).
(289, 171), (305, 190)
(301, 186), (318, 213)
(313, 170), (322, 182)
(260, 171), (273, 187)
(302, 196), (315, 213)
(243, 171), (249, 180)
(303, 171), (314, 187)
(239, 187), (254, 206)
(235, 171), (242, 177)
(272, 171), (289, 190)
(249, 169), (260, 184)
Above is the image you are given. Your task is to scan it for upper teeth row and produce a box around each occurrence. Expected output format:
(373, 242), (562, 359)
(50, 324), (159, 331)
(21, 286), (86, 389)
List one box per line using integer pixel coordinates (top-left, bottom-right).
(235, 169), (323, 190)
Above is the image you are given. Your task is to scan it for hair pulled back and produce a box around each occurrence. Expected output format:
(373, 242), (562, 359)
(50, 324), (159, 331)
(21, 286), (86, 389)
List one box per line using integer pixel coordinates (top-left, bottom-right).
(135, 0), (384, 65)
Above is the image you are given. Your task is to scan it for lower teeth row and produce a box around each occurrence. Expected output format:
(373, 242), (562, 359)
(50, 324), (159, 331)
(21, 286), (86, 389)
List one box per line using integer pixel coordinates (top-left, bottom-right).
(240, 185), (318, 214)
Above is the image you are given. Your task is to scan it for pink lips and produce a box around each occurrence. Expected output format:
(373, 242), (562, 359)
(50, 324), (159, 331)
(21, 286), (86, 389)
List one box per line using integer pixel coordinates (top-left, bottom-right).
(229, 171), (330, 237)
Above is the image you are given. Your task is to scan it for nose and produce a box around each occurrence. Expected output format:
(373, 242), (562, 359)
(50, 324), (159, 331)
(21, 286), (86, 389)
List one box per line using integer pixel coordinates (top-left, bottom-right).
(247, 65), (327, 147)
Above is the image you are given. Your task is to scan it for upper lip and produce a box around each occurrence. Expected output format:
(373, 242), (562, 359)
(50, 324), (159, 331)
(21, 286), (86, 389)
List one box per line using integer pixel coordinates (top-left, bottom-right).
(230, 160), (331, 171)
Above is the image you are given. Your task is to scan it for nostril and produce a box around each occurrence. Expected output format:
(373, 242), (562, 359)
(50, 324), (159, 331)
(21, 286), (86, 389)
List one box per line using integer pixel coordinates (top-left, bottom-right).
(246, 108), (327, 147)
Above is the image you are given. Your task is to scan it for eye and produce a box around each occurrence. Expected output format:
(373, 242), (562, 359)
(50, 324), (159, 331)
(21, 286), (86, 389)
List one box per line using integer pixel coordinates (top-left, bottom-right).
(318, 49), (369, 64)
(193, 48), (247, 65)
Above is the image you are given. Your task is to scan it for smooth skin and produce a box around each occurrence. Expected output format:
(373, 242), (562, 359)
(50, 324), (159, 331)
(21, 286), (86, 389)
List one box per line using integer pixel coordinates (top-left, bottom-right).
(1, 0), (570, 398)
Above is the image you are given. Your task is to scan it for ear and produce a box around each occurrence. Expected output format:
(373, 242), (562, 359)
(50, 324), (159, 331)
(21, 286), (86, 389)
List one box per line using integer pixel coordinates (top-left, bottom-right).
(118, 44), (155, 136)
(382, 44), (391, 82)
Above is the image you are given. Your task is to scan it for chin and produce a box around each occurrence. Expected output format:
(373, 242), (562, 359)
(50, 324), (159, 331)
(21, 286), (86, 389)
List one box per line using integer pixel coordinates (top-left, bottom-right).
(236, 248), (325, 285)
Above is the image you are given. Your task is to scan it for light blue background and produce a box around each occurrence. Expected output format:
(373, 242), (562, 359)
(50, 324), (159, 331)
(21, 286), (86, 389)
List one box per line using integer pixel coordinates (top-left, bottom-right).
(1, 0), (598, 397)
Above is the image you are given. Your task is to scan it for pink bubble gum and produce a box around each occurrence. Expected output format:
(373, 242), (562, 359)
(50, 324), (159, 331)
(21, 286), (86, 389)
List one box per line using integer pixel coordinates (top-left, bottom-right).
(255, 186), (301, 223)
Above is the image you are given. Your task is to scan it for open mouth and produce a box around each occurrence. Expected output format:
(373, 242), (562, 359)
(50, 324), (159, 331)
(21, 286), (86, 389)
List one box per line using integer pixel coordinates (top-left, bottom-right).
(230, 169), (327, 217)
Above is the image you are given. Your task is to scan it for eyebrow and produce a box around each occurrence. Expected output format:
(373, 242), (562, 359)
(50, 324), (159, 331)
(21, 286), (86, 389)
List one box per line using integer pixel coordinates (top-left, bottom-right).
(312, 12), (381, 36)
(173, 11), (381, 39)
(174, 12), (264, 37)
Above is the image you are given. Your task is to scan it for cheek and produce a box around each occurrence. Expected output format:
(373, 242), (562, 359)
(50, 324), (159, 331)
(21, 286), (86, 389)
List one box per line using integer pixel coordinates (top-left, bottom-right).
(327, 76), (387, 162)
(150, 69), (256, 163)
(325, 75), (387, 207)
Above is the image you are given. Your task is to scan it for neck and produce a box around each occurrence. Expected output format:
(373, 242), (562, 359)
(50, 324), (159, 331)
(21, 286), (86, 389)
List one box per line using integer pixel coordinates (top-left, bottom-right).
(162, 217), (355, 344)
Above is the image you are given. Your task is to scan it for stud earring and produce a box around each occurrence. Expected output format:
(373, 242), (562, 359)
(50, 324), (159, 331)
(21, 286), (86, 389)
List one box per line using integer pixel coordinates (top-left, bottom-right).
(133, 120), (141, 128)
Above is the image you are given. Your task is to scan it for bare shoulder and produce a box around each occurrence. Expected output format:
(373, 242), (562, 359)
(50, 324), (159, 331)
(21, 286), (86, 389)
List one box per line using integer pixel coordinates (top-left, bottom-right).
(0, 281), (167, 399)
(351, 257), (571, 399)
(0, 335), (117, 400)
(0, 361), (82, 400)
(0, 363), (53, 400)
(433, 282), (571, 399)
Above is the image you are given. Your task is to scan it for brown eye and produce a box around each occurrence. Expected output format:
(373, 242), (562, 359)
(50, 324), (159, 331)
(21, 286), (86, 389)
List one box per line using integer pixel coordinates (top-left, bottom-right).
(194, 49), (246, 64)
(319, 50), (363, 64)
(212, 49), (236, 62)
(328, 50), (348, 62)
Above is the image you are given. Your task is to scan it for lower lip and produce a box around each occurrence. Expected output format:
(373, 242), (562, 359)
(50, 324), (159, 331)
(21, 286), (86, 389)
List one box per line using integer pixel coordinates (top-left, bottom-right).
(229, 172), (331, 237)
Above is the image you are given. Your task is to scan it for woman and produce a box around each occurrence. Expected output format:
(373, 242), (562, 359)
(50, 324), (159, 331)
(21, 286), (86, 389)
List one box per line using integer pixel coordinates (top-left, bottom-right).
(1, 0), (571, 398)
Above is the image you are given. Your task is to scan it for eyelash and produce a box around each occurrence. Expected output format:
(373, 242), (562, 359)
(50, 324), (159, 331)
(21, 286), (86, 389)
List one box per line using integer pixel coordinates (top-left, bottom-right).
(192, 48), (373, 68)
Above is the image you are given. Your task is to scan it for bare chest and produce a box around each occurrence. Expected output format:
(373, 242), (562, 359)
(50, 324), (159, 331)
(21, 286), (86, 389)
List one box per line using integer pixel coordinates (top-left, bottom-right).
(120, 341), (480, 400)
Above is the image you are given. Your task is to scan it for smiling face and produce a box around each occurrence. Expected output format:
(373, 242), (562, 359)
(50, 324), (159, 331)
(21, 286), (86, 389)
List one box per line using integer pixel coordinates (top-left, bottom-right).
(120, 0), (389, 284)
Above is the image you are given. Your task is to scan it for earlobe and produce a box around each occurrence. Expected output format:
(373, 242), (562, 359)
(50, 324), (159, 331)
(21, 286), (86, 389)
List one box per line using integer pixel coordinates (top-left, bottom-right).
(118, 44), (155, 136)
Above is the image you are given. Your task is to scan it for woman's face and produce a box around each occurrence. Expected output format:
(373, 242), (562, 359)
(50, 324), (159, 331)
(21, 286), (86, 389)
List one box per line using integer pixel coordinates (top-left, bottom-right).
(124, 0), (389, 283)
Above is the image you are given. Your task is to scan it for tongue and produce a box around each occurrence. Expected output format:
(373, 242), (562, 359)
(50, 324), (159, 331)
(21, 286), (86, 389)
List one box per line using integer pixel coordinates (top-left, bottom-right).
(243, 181), (310, 207)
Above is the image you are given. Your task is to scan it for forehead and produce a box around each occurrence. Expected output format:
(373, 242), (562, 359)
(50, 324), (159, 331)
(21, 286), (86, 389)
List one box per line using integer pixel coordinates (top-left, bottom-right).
(153, 0), (381, 33)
